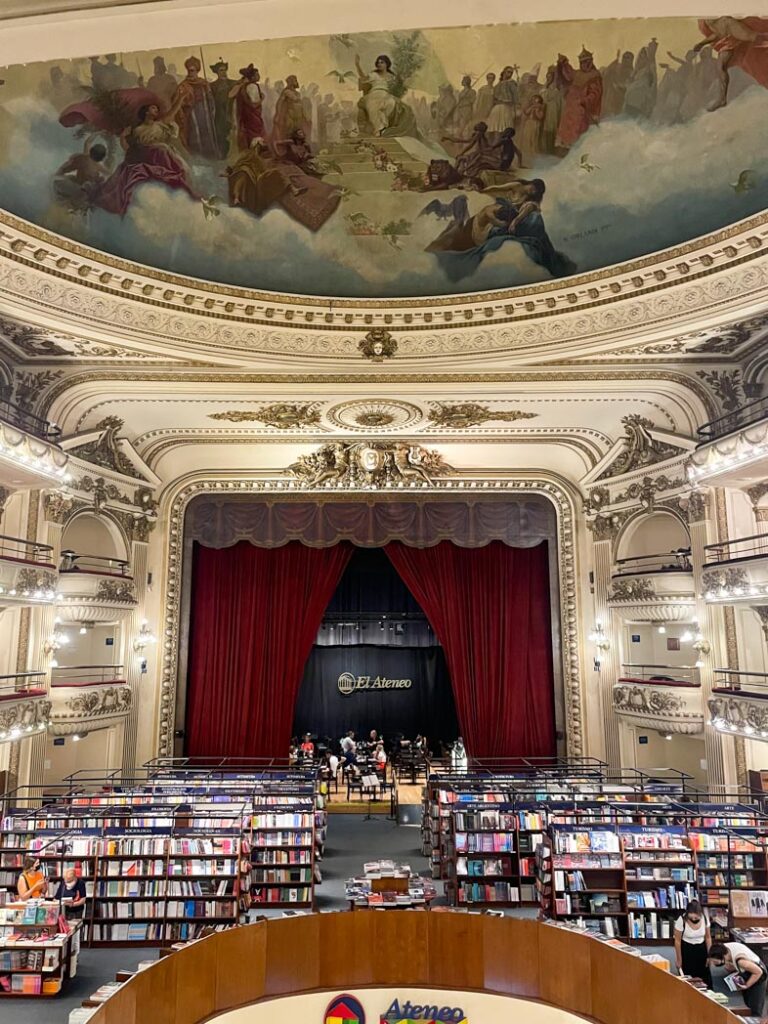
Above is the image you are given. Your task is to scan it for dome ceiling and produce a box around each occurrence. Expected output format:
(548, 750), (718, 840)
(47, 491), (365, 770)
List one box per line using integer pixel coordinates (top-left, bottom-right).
(1, 15), (768, 305)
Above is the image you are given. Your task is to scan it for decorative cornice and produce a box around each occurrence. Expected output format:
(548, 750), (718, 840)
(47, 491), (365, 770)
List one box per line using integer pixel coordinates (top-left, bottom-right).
(1, 208), (768, 362)
(287, 441), (454, 488)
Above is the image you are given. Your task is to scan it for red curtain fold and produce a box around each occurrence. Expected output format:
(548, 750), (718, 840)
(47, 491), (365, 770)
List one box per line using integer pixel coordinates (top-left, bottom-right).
(384, 540), (555, 759)
(185, 540), (352, 758)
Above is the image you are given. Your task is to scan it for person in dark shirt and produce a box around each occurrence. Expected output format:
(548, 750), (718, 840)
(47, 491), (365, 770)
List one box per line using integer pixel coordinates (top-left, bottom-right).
(55, 867), (87, 918)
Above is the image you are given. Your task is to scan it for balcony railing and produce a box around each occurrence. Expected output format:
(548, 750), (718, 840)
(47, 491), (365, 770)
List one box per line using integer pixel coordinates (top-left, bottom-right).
(705, 533), (768, 564)
(712, 668), (768, 697)
(613, 549), (692, 575)
(619, 663), (700, 686)
(59, 551), (130, 576)
(0, 397), (61, 441)
(51, 664), (125, 687)
(698, 393), (768, 442)
(0, 532), (55, 567)
(0, 671), (47, 701)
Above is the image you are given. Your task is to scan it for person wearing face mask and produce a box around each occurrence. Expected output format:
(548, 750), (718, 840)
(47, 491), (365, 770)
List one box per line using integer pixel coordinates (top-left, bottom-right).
(708, 941), (768, 1015)
(674, 899), (711, 983)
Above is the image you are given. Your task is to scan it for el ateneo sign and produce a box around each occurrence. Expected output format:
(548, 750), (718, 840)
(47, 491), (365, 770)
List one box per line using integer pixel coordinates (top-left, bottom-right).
(337, 672), (413, 696)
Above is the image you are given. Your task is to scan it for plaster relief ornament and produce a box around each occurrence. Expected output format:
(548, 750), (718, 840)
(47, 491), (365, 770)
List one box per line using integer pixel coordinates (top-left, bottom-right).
(609, 578), (657, 602)
(428, 402), (538, 429)
(598, 415), (683, 480)
(288, 441), (453, 488)
(208, 403), (321, 429)
(359, 328), (397, 362)
(69, 416), (136, 476)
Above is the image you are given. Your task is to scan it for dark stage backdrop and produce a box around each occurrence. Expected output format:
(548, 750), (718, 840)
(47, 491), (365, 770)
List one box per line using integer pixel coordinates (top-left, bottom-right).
(293, 644), (459, 745)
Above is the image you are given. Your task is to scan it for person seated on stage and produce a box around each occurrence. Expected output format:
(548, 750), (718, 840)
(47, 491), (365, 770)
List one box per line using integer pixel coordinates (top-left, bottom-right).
(300, 732), (315, 757)
(288, 737), (299, 765)
(369, 729), (380, 745)
(17, 857), (47, 901)
(374, 742), (387, 772)
(327, 750), (339, 778)
(340, 730), (357, 757)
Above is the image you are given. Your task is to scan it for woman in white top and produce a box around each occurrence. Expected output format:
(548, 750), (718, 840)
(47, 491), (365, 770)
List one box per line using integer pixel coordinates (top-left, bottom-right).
(674, 899), (711, 984)
(709, 941), (768, 1015)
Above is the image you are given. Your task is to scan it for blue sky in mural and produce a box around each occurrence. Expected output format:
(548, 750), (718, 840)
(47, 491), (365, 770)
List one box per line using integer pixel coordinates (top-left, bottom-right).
(0, 17), (767, 298)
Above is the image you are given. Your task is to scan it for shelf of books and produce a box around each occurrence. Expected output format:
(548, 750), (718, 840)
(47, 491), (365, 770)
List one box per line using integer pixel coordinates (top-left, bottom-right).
(549, 824), (627, 938)
(620, 825), (695, 943)
(689, 827), (768, 942)
(249, 800), (315, 909)
(0, 899), (81, 998)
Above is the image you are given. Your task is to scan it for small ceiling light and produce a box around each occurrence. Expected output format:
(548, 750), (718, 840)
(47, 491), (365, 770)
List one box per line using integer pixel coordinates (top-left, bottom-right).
(657, 625), (666, 635)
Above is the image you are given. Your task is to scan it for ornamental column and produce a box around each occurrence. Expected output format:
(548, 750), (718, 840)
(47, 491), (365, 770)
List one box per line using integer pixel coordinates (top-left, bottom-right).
(588, 517), (622, 769)
(120, 531), (150, 777)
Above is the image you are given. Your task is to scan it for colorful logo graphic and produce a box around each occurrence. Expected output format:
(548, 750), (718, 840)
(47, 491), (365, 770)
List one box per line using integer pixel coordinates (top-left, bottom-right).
(325, 993), (366, 1024)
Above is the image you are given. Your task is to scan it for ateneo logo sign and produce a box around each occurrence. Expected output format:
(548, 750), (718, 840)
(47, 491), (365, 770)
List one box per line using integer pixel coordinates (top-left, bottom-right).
(325, 993), (366, 1024)
(337, 672), (413, 696)
(380, 998), (467, 1023)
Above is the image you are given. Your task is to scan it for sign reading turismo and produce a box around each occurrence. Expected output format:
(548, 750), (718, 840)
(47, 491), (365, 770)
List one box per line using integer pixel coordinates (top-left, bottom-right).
(380, 998), (467, 1023)
(337, 672), (413, 696)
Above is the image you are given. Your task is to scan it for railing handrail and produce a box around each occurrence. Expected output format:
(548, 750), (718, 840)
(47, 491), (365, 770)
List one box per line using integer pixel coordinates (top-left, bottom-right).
(0, 670), (47, 680)
(714, 668), (768, 679)
(51, 663), (125, 671)
(0, 532), (54, 553)
(615, 548), (691, 564)
(621, 662), (699, 670)
(0, 396), (61, 441)
(698, 391), (768, 441)
(705, 532), (768, 562)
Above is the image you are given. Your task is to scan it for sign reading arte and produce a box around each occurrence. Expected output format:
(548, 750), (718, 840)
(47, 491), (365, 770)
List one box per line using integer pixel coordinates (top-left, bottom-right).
(337, 672), (413, 696)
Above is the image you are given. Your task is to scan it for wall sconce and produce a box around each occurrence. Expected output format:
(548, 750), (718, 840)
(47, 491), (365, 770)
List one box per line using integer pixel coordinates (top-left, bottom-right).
(680, 620), (711, 668)
(588, 620), (611, 669)
(44, 620), (70, 667)
(133, 620), (157, 654)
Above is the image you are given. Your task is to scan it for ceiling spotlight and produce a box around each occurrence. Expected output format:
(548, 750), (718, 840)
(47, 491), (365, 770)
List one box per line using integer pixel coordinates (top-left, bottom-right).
(72, 734), (81, 742)
(657, 625), (666, 635)
(664, 734), (672, 741)
(79, 626), (87, 635)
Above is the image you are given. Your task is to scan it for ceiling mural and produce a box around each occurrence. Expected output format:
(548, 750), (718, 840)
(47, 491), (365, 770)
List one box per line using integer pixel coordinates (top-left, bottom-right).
(0, 16), (767, 300)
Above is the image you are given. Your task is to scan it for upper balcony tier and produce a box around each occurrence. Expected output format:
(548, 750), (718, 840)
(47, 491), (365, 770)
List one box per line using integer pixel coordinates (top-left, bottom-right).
(709, 670), (768, 742)
(0, 671), (51, 742)
(49, 664), (130, 736)
(0, 397), (68, 488)
(703, 533), (768, 606)
(613, 664), (704, 735)
(689, 394), (768, 488)
(56, 550), (136, 622)
(608, 550), (695, 621)
(0, 532), (59, 609)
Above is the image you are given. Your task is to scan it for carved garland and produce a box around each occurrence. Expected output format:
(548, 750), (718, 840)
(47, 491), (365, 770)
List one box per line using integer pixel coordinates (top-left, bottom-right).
(158, 477), (584, 759)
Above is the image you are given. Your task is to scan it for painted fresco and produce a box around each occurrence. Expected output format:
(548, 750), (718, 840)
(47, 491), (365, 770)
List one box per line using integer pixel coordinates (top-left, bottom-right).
(1, 16), (768, 298)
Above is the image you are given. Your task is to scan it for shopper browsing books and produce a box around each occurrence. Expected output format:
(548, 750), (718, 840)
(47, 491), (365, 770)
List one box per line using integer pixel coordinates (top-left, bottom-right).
(55, 868), (87, 919)
(16, 857), (47, 901)
(708, 942), (768, 1015)
(674, 900), (711, 984)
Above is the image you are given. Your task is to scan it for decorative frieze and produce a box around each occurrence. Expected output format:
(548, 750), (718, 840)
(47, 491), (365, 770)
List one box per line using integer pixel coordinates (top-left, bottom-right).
(609, 578), (656, 602)
(288, 441), (453, 488)
(613, 681), (703, 734)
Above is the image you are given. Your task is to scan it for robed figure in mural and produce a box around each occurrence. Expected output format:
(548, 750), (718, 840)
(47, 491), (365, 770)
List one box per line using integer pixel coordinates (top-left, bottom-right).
(174, 56), (218, 159)
(209, 59), (236, 158)
(355, 54), (418, 137)
(273, 76), (307, 143)
(695, 16), (768, 109)
(230, 64), (266, 153)
(556, 48), (603, 149)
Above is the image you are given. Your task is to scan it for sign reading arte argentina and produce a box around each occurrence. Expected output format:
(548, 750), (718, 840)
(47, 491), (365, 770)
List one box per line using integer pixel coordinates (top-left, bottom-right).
(337, 672), (413, 696)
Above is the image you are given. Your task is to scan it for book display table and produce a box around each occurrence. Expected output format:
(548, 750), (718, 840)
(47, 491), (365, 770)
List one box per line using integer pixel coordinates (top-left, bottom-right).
(0, 899), (81, 998)
(345, 860), (437, 909)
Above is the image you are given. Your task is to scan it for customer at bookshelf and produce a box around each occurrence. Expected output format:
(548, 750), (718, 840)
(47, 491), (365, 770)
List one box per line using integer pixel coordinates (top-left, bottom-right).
(674, 899), (711, 984)
(55, 867), (87, 919)
(17, 856), (48, 900)
(708, 942), (768, 1015)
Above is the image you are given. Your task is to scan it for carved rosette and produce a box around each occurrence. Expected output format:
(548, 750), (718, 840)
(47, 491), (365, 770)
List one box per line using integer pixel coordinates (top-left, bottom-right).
(613, 682), (703, 734)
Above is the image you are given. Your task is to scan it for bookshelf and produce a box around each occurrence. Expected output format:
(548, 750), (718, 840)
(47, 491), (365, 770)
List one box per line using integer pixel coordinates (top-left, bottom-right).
(620, 825), (695, 942)
(549, 824), (627, 938)
(0, 901), (81, 998)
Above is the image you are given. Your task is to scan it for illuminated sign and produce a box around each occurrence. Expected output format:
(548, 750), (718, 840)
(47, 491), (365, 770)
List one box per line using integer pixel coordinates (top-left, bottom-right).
(337, 673), (413, 696)
(380, 998), (467, 1023)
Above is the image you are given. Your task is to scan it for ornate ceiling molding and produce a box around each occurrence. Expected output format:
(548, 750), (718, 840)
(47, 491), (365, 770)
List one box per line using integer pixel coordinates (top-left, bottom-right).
(1, 209), (768, 362)
(157, 473), (585, 760)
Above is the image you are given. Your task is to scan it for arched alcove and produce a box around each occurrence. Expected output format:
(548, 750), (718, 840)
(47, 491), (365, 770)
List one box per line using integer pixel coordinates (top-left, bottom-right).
(617, 511), (690, 563)
(61, 511), (129, 564)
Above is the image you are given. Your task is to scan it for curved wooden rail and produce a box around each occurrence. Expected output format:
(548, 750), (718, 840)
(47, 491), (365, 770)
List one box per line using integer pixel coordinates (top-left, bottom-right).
(88, 913), (732, 1024)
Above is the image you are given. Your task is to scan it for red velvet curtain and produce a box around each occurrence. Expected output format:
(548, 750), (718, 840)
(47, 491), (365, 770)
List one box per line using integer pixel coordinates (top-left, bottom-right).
(385, 540), (555, 759)
(185, 540), (352, 758)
